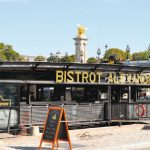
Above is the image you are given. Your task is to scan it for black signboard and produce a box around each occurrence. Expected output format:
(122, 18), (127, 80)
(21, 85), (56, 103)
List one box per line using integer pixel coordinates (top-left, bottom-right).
(43, 109), (60, 141)
(39, 107), (72, 150)
(58, 114), (68, 140)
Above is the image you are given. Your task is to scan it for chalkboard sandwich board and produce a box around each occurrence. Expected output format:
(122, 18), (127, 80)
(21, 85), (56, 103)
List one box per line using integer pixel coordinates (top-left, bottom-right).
(39, 107), (72, 150)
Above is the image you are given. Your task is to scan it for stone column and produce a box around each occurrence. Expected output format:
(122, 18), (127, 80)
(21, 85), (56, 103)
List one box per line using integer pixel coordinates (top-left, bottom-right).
(73, 36), (88, 63)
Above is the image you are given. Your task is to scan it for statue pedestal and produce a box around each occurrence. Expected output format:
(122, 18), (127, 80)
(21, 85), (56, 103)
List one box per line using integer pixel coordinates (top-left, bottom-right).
(73, 36), (88, 63)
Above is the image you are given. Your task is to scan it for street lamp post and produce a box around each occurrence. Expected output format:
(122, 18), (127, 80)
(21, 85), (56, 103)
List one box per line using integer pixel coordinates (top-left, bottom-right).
(105, 44), (108, 51)
(97, 48), (101, 63)
(126, 45), (130, 60)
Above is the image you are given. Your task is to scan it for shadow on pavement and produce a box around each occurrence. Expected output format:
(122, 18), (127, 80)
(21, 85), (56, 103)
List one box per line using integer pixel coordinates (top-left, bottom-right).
(9, 143), (86, 149)
(9, 147), (49, 150)
(142, 124), (150, 130)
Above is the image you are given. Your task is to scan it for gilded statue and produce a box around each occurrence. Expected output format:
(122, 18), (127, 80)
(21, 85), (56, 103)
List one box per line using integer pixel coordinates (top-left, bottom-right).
(77, 25), (87, 37)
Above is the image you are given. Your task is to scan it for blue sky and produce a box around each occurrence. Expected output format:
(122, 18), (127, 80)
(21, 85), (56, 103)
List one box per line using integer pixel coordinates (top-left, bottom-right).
(0, 0), (150, 58)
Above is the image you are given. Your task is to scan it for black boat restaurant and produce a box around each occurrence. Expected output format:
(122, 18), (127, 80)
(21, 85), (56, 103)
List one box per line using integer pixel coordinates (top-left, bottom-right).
(0, 61), (150, 131)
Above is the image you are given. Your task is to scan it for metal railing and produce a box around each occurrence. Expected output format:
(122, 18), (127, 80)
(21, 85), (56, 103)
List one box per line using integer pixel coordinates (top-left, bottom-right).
(0, 106), (18, 132)
(1, 103), (150, 131)
(20, 103), (104, 126)
(111, 103), (150, 120)
(63, 103), (104, 125)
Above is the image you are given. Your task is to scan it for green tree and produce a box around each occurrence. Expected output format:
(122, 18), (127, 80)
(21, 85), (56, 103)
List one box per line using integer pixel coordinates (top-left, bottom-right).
(34, 55), (46, 61)
(132, 51), (149, 60)
(3, 48), (20, 61)
(47, 55), (61, 62)
(0, 51), (6, 61)
(87, 57), (98, 63)
(0, 42), (22, 61)
(103, 48), (131, 61)
(67, 55), (75, 62)
(60, 54), (75, 63)
(61, 52), (69, 62)
(0, 43), (5, 50)
(18, 55), (26, 61)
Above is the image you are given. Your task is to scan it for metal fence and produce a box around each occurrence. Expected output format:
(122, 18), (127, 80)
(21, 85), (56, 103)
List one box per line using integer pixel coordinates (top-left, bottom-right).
(0, 107), (18, 132)
(111, 103), (150, 120)
(64, 103), (104, 125)
(20, 103), (104, 126)
(2, 103), (150, 131)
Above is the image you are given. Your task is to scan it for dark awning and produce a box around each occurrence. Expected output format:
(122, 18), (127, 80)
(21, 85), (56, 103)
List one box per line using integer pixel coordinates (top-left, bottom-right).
(0, 61), (150, 73)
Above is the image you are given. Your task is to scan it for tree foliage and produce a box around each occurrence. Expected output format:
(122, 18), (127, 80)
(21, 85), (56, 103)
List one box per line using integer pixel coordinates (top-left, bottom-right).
(47, 53), (75, 63)
(103, 48), (131, 61)
(0, 43), (22, 61)
(0, 51), (6, 61)
(47, 55), (61, 62)
(61, 52), (70, 62)
(67, 55), (75, 62)
(3, 49), (20, 61)
(132, 50), (149, 60)
(34, 55), (46, 61)
(87, 57), (98, 63)
(60, 55), (75, 62)
(1, 41), (150, 62)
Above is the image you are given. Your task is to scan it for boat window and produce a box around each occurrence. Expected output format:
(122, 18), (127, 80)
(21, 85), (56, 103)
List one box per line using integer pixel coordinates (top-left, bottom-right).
(37, 86), (55, 101)
(120, 86), (129, 103)
(137, 87), (150, 102)
(0, 84), (18, 106)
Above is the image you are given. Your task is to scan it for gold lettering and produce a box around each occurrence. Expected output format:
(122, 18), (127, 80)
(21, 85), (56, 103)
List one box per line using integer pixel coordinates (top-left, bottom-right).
(146, 75), (150, 84)
(126, 74), (132, 83)
(119, 73), (126, 84)
(144, 75), (148, 84)
(148, 75), (150, 84)
(113, 73), (119, 83)
(107, 73), (113, 83)
(89, 72), (96, 83)
(96, 72), (102, 83)
(143, 75), (147, 84)
(56, 70), (64, 83)
(75, 71), (81, 82)
(56, 70), (150, 84)
(82, 72), (89, 83)
(67, 71), (74, 83)
(64, 71), (67, 83)
(132, 74), (138, 84)
(140, 74), (146, 84)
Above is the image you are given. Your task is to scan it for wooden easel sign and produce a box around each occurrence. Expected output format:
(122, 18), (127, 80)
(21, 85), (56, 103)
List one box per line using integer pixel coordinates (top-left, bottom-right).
(39, 107), (72, 150)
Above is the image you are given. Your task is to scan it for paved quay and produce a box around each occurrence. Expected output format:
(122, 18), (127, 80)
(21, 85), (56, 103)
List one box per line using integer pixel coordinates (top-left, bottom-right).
(0, 124), (150, 150)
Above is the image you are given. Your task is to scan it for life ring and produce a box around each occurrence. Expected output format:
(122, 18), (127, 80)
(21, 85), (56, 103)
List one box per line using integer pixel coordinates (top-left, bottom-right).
(135, 104), (145, 117)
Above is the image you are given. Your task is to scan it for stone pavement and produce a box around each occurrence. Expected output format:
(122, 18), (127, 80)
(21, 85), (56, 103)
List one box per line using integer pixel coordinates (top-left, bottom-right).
(0, 124), (150, 150)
